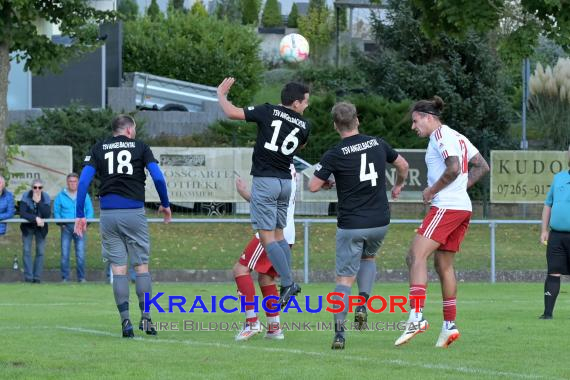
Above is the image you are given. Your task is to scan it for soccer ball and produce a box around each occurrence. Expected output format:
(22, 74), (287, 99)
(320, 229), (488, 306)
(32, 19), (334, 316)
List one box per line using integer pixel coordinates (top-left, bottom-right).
(279, 33), (309, 63)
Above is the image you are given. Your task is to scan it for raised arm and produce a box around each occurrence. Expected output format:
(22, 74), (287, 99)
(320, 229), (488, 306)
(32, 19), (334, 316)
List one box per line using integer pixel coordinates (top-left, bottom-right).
(217, 77), (245, 120)
(467, 152), (490, 188)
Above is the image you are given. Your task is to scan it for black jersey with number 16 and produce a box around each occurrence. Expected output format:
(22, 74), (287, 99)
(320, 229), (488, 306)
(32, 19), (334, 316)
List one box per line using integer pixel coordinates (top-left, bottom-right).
(314, 134), (399, 229)
(83, 135), (158, 202)
(244, 103), (310, 179)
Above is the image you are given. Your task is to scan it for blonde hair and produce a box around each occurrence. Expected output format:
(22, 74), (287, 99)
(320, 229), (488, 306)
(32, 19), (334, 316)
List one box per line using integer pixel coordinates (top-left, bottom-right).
(331, 102), (359, 132)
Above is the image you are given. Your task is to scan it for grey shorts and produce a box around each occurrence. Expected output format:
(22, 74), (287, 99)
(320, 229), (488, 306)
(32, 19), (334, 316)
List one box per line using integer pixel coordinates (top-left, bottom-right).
(336, 225), (389, 277)
(250, 177), (291, 231)
(99, 208), (150, 266)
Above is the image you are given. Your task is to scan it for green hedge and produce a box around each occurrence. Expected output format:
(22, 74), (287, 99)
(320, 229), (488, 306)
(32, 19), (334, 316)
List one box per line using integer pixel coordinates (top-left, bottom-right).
(123, 12), (264, 105)
(7, 105), (145, 173)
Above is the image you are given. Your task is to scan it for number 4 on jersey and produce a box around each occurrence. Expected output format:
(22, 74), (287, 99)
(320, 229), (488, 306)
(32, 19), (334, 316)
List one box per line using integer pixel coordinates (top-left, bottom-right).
(360, 153), (378, 186)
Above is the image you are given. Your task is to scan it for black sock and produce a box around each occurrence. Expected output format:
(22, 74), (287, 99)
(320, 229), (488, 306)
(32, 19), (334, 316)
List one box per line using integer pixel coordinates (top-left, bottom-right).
(113, 274), (130, 321)
(359, 292), (370, 307)
(544, 275), (561, 317)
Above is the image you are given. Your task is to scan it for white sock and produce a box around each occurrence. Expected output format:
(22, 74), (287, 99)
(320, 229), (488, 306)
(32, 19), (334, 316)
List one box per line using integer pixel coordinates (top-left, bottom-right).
(443, 320), (455, 330)
(267, 315), (280, 331)
(245, 309), (257, 320)
(408, 309), (423, 322)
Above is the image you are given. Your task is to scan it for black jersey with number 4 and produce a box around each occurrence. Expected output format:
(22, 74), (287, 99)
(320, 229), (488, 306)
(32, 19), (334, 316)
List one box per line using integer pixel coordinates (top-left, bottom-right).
(83, 135), (157, 202)
(314, 134), (399, 229)
(244, 103), (310, 179)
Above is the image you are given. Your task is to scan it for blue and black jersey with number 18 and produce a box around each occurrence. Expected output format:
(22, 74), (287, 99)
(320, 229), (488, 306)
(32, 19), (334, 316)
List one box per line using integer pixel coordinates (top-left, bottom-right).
(244, 103), (310, 179)
(83, 135), (157, 202)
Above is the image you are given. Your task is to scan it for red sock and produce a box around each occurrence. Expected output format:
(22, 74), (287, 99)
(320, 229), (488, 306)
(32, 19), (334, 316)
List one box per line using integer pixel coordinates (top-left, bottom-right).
(260, 284), (280, 317)
(235, 274), (257, 323)
(409, 284), (427, 311)
(443, 297), (456, 321)
(260, 284), (280, 332)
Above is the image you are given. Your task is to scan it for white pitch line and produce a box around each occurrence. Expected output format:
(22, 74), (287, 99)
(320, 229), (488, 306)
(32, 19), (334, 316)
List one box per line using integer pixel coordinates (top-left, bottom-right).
(55, 326), (555, 380)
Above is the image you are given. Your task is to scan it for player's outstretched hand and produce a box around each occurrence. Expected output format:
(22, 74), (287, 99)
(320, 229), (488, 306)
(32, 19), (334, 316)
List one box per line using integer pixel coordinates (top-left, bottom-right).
(217, 77), (235, 98)
(391, 184), (404, 200)
(159, 206), (172, 224)
(74, 218), (87, 237)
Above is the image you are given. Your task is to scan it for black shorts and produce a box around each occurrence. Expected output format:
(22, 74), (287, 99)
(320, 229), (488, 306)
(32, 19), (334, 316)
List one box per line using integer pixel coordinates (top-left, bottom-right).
(546, 230), (570, 275)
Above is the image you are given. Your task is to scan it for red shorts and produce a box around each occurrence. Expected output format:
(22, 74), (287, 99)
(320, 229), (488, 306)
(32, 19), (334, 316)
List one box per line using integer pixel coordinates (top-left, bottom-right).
(239, 237), (279, 278)
(417, 207), (471, 252)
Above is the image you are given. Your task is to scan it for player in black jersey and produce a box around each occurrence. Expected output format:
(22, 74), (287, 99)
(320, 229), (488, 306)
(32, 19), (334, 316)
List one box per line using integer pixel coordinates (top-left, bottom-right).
(74, 115), (171, 338)
(217, 77), (310, 308)
(309, 102), (409, 349)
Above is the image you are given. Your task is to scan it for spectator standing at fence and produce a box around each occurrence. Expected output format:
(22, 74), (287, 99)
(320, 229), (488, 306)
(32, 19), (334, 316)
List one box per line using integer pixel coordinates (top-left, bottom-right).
(309, 101), (409, 350)
(0, 175), (16, 270)
(0, 175), (15, 235)
(394, 96), (489, 348)
(217, 77), (310, 308)
(539, 145), (570, 319)
(74, 115), (171, 338)
(54, 173), (94, 283)
(19, 178), (51, 283)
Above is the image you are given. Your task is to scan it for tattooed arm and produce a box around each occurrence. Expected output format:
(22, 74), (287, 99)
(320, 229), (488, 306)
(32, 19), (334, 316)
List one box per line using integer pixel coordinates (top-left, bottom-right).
(423, 156), (460, 204)
(467, 153), (490, 188)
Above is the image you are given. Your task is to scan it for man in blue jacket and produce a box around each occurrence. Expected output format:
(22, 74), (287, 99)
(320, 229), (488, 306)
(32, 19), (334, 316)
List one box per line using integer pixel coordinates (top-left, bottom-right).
(54, 173), (94, 283)
(0, 175), (16, 236)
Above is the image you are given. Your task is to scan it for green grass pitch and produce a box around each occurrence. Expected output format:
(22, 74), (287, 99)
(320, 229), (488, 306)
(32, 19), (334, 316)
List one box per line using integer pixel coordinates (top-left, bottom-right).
(1, 282), (568, 379)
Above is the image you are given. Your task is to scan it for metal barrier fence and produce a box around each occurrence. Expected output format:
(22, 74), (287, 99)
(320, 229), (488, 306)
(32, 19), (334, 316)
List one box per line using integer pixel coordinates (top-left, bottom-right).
(6, 218), (541, 284)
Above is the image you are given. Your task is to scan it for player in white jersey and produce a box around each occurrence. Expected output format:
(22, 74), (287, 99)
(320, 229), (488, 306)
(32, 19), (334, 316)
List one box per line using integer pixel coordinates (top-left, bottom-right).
(395, 96), (489, 348)
(233, 165), (297, 341)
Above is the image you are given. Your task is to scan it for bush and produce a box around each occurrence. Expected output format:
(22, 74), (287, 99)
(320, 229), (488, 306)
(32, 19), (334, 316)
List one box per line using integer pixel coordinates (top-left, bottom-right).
(528, 58), (570, 149)
(7, 105), (145, 173)
(293, 63), (367, 95)
(123, 13), (265, 105)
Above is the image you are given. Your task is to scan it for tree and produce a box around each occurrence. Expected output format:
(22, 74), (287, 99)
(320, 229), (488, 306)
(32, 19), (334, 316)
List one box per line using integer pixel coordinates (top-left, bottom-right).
(169, 0), (185, 12)
(355, 0), (514, 152)
(298, 2), (334, 63)
(190, 0), (209, 17)
(123, 12), (264, 105)
(118, 0), (139, 21)
(0, 2), (115, 173)
(261, 0), (283, 28)
(338, 6), (347, 32)
(241, 0), (261, 25)
(287, 3), (299, 28)
(412, 0), (570, 61)
(215, 0), (242, 23)
(147, 0), (162, 21)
